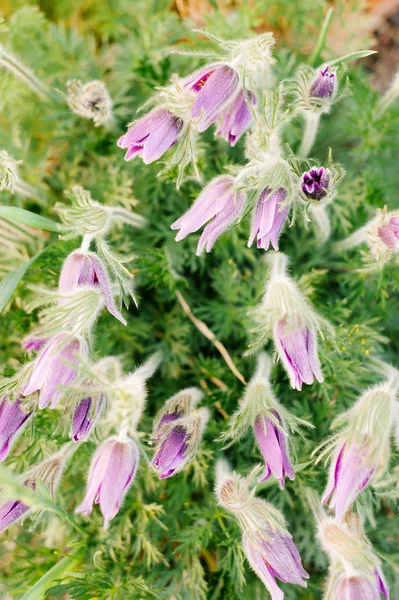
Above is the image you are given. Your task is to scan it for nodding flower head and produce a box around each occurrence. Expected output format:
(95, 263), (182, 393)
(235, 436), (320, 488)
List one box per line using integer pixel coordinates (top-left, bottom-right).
(151, 407), (209, 479)
(248, 187), (289, 251)
(117, 108), (184, 164)
(70, 395), (104, 442)
(335, 572), (389, 600)
(0, 397), (32, 461)
(301, 167), (330, 202)
(152, 387), (203, 436)
(215, 90), (256, 146)
(76, 437), (139, 529)
(66, 79), (113, 127)
(254, 411), (295, 489)
(22, 334), (87, 409)
(171, 175), (246, 255)
(310, 66), (336, 101)
(59, 250), (126, 325)
(185, 64), (240, 132)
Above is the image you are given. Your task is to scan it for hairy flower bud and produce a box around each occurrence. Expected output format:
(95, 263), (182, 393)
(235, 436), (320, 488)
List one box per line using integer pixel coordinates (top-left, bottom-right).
(171, 175), (246, 255)
(301, 167), (330, 201)
(309, 66), (336, 102)
(70, 395), (104, 442)
(118, 108), (184, 164)
(334, 573), (388, 600)
(0, 397), (32, 461)
(152, 387), (203, 434)
(215, 90), (256, 146)
(66, 79), (113, 127)
(248, 187), (289, 251)
(76, 436), (139, 529)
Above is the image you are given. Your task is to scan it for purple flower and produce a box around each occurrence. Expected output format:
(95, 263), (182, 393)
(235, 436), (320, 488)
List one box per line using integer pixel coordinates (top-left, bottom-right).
(59, 250), (126, 325)
(216, 91), (256, 146)
(242, 527), (308, 600)
(117, 108), (183, 164)
(336, 573), (389, 600)
(21, 336), (47, 353)
(70, 395), (104, 442)
(186, 64), (240, 132)
(322, 442), (375, 519)
(0, 498), (30, 533)
(254, 411), (294, 489)
(378, 216), (399, 250)
(310, 66), (335, 100)
(22, 334), (85, 409)
(171, 175), (246, 255)
(301, 167), (330, 201)
(76, 437), (138, 529)
(0, 397), (32, 461)
(152, 425), (187, 479)
(275, 320), (323, 391)
(248, 188), (289, 251)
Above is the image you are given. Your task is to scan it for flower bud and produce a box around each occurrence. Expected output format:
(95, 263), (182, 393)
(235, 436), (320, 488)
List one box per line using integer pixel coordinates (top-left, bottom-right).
(152, 407), (209, 479)
(335, 574), (385, 600)
(215, 90), (256, 146)
(0, 397), (32, 461)
(378, 215), (399, 250)
(76, 436), (139, 529)
(301, 167), (330, 201)
(309, 66), (336, 102)
(152, 387), (203, 435)
(22, 333), (87, 409)
(118, 108), (184, 164)
(171, 175), (246, 255)
(66, 79), (113, 127)
(254, 411), (295, 489)
(248, 187), (289, 251)
(70, 395), (104, 442)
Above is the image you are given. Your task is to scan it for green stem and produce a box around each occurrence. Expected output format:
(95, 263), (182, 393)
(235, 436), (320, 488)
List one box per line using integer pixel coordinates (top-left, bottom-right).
(21, 554), (81, 600)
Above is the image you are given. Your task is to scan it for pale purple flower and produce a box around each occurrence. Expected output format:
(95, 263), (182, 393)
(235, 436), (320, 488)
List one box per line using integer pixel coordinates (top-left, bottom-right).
(22, 334), (85, 409)
(186, 64), (240, 132)
(70, 395), (104, 442)
(322, 442), (375, 519)
(117, 108), (183, 164)
(378, 216), (399, 250)
(76, 437), (138, 529)
(0, 397), (32, 461)
(248, 188), (289, 251)
(335, 572), (389, 600)
(254, 411), (294, 489)
(171, 175), (246, 255)
(301, 167), (330, 201)
(310, 66), (335, 100)
(152, 425), (187, 479)
(21, 336), (47, 353)
(216, 90), (256, 145)
(59, 250), (126, 324)
(242, 527), (309, 600)
(275, 320), (323, 391)
(0, 497), (30, 532)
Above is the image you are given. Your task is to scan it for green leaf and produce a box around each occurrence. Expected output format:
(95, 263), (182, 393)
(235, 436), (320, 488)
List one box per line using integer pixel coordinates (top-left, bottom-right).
(21, 555), (81, 600)
(0, 257), (37, 313)
(324, 50), (377, 68)
(310, 7), (334, 67)
(0, 206), (61, 232)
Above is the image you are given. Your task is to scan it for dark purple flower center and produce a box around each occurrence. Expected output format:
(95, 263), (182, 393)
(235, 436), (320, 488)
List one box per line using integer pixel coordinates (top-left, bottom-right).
(301, 167), (329, 201)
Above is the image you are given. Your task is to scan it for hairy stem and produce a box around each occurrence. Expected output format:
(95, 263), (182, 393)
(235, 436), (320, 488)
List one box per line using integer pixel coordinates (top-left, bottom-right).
(299, 111), (320, 158)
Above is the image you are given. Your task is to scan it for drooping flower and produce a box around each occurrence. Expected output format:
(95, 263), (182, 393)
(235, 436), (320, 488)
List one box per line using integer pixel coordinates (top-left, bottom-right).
(171, 175), (246, 255)
(152, 387), (203, 435)
(248, 187), (289, 251)
(22, 334), (86, 409)
(70, 395), (104, 442)
(310, 66), (336, 101)
(216, 461), (308, 599)
(185, 64), (240, 132)
(275, 319), (323, 391)
(117, 108), (184, 164)
(254, 411), (295, 489)
(76, 437), (139, 529)
(334, 573), (388, 600)
(59, 250), (126, 325)
(301, 167), (330, 201)
(0, 497), (30, 532)
(152, 407), (209, 479)
(0, 397), (32, 461)
(215, 90), (256, 145)
(249, 252), (331, 390)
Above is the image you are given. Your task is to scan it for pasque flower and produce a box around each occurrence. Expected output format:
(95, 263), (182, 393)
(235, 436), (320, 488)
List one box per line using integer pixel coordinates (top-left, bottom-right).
(59, 250), (126, 325)
(334, 573), (389, 600)
(117, 108), (184, 164)
(249, 252), (331, 390)
(22, 333), (87, 409)
(301, 167), (330, 201)
(216, 461), (308, 599)
(70, 395), (104, 442)
(310, 66), (336, 102)
(152, 407), (209, 478)
(216, 90), (256, 145)
(254, 412), (295, 488)
(0, 397), (32, 461)
(171, 175), (246, 255)
(185, 64), (239, 132)
(248, 187), (289, 251)
(152, 387), (203, 434)
(76, 437), (139, 529)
